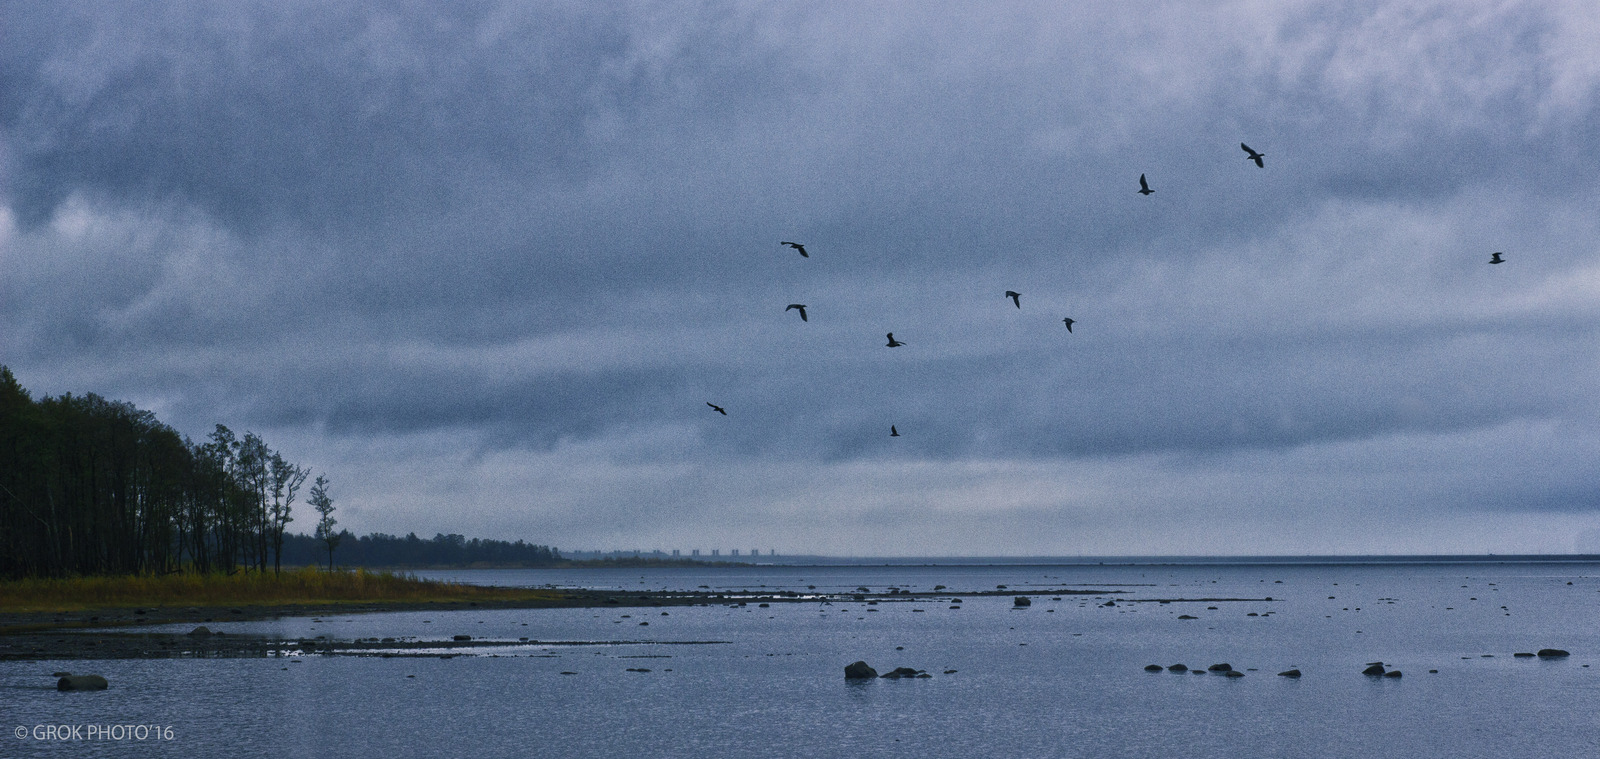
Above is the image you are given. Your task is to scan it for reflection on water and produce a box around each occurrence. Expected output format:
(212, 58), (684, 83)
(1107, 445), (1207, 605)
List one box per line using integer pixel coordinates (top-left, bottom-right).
(5, 561), (1598, 758)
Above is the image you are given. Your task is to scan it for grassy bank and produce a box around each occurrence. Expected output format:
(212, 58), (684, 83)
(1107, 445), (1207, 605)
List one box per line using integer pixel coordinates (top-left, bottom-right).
(0, 567), (562, 614)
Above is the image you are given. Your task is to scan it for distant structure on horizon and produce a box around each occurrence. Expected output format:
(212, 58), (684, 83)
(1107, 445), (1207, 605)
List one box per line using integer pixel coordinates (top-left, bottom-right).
(561, 548), (779, 561)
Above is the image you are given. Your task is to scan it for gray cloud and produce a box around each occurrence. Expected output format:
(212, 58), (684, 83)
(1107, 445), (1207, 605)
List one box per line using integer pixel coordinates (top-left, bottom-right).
(3, 1), (1599, 553)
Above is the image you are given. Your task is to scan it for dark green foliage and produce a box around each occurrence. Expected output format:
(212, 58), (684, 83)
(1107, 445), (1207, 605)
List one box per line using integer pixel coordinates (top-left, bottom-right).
(278, 531), (560, 568)
(0, 368), (293, 578)
(0, 367), (563, 579)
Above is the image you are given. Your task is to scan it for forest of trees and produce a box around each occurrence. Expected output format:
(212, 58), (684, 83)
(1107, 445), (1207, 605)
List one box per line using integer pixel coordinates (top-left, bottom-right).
(0, 367), (560, 578)
(279, 531), (561, 568)
(0, 366), (315, 578)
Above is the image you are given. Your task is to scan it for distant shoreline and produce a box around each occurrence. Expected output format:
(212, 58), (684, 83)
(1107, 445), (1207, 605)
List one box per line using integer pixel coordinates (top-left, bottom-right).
(478, 554), (1600, 568)
(330, 554), (1600, 570)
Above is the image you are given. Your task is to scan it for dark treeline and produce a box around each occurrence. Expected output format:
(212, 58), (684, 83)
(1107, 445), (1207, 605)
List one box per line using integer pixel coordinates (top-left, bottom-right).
(0, 367), (312, 579)
(279, 531), (561, 568)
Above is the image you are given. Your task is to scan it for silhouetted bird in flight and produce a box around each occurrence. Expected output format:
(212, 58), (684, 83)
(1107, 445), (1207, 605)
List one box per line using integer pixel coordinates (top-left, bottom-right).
(1062, 317), (1075, 332)
(1489, 252), (1504, 264)
(1005, 291), (1021, 308)
(706, 402), (727, 415)
(781, 241), (809, 257)
(890, 425), (900, 437)
(1241, 143), (1265, 168)
(1138, 174), (1153, 195)
(786, 304), (808, 321)
(886, 333), (905, 347)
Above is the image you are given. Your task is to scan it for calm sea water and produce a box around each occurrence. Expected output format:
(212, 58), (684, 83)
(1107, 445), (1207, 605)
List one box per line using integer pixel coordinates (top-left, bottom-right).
(4, 561), (1598, 758)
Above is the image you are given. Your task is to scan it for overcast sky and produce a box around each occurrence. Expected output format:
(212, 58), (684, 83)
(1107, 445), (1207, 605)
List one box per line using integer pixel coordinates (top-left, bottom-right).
(4, 1), (1599, 556)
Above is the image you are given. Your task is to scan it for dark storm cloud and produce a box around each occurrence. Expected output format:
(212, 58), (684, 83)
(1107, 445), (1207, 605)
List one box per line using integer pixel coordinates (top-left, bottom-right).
(3, 1), (630, 229)
(3, 1), (1599, 552)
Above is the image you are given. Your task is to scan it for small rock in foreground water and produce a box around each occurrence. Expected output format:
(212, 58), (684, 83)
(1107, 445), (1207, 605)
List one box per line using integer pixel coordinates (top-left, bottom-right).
(58, 675), (108, 691)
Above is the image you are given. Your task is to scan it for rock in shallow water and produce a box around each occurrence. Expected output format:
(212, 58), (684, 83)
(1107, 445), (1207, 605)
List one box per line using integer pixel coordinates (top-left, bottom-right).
(1362, 664), (1386, 676)
(1167, 664), (1188, 672)
(1208, 663), (1233, 672)
(845, 661), (878, 679)
(880, 667), (926, 679)
(1537, 649), (1570, 658)
(58, 675), (108, 691)
(1278, 669), (1302, 677)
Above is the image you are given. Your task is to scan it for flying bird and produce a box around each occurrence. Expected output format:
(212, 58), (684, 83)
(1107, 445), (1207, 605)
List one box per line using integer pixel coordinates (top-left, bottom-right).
(780, 241), (809, 258)
(1005, 291), (1021, 308)
(1062, 317), (1075, 332)
(890, 425), (900, 437)
(886, 333), (905, 347)
(786, 304), (808, 321)
(706, 402), (726, 415)
(1138, 174), (1153, 195)
(1241, 143), (1265, 168)
(1489, 252), (1504, 264)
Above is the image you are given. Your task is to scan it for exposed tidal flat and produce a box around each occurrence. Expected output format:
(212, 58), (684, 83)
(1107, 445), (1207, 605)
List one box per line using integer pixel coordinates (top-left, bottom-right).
(3, 560), (1598, 758)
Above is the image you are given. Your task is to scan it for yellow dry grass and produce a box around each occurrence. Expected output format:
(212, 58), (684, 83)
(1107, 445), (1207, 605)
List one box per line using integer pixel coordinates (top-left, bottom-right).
(0, 567), (560, 613)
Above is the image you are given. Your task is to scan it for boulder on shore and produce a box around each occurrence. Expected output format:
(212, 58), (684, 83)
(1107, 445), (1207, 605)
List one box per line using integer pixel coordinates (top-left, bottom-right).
(845, 661), (878, 679)
(58, 675), (108, 691)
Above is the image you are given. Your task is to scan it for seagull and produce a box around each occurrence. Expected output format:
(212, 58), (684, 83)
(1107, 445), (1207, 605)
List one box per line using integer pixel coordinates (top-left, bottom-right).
(890, 425), (900, 437)
(886, 333), (905, 347)
(706, 402), (726, 415)
(1005, 291), (1021, 309)
(786, 304), (808, 321)
(1062, 317), (1075, 332)
(1241, 143), (1265, 168)
(780, 241), (809, 258)
(1138, 174), (1153, 195)
(1489, 252), (1504, 264)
